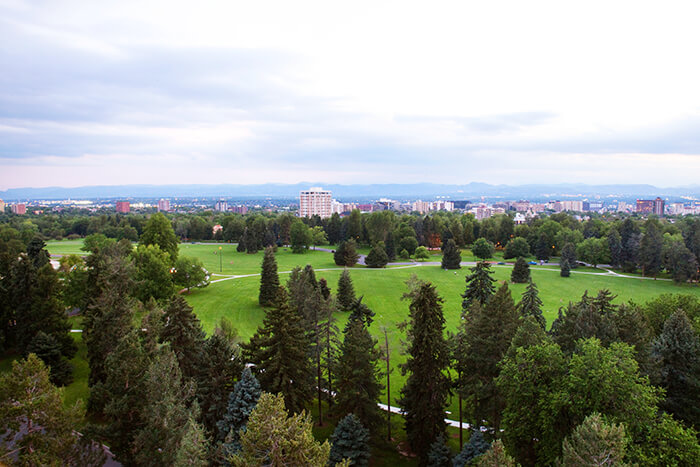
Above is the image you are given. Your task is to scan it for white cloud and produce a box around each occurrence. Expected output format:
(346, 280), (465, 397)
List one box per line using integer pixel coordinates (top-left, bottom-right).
(2, 0), (700, 189)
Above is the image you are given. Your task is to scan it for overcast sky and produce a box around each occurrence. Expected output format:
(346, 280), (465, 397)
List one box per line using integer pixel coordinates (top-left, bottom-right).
(2, 0), (700, 189)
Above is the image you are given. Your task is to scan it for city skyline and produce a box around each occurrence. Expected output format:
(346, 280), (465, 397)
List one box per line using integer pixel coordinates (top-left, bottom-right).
(3, 1), (700, 190)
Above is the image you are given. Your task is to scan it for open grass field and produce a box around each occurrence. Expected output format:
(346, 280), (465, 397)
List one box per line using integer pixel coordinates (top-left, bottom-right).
(0, 238), (688, 462)
(42, 239), (700, 423)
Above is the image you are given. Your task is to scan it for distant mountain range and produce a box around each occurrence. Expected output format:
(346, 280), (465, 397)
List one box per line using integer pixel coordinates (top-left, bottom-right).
(2, 183), (700, 201)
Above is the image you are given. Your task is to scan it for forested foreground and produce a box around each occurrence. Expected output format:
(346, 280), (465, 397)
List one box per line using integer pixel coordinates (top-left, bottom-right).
(2, 211), (700, 465)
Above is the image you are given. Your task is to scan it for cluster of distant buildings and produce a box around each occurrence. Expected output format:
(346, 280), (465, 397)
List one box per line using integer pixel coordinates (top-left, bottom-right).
(2, 190), (700, 219)
(296, 188), (700, 220)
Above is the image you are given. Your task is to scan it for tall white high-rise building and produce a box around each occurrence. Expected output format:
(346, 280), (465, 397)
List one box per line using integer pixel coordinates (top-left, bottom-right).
(299, 187), (332, 218)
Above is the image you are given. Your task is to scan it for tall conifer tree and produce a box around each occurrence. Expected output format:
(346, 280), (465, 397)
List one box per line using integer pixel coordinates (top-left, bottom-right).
(399, 282), (451, 465)
(337, 269), (356, 312)
(335, 301), (383, 433)
(241, 288), (313, 414)
(161, 295), (206, 381)
(461, 261), (496, 310)
(258, 246), (279, 307)
(516, 280), (546, 330)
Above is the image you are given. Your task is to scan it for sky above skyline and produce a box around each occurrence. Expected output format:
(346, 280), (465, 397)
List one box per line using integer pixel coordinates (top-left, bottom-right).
(2, 0), (700, 190)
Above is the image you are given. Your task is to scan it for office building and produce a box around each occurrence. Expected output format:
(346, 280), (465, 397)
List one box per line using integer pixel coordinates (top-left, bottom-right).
(299, 187), (332, 218)
(116, 201), (130, 213)
(215, 200), (228, 212)
(158, 199), (170, 212)
(11, 203), (26, 214)
(636, 197), (664, 216)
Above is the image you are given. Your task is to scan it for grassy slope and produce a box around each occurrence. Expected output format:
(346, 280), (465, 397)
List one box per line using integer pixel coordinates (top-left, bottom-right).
(41, 238), (700, 461)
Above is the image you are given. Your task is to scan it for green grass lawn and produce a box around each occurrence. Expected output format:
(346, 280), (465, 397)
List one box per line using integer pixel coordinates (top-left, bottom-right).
(46, 239), (89, 256)
(41, 237), (700, 459)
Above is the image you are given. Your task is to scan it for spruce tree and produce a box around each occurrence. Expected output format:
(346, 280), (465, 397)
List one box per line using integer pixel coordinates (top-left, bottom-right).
(337, 269), (356, 312)
(196, 333), (243, 435)
(335, 240), (359, 267)
(516, 280), (546, 330)
(535, 232), (551, 261)
(607, 228), (622, 268)
(328, 414), (371, 467)
(83, 252), (135, 408)
(26, 331), (73, 386)
(217, 367), (262, 457)
(319, 278), (331, 300)
(426, 435), (451, 467)
(97, 330), (151, 465)
(453, 430), (490, 467)
(365, 241), (389, 268)
(161, 295), (206, 381)
(241, 288), (313, 415)
(259, 246), (279, 307)
(385, 231), (397, 261)
(560, 257), (571, 277)
(441, 239), (462, 270)
(399, 282), (451, 464)
(651, 310), (700, 428)
(458, 284), (520, 431)
(461, 261), (496, 311)
(561, 242), (578, 269)
(334, 304), (383, 433)
(510, 257), (530, 283)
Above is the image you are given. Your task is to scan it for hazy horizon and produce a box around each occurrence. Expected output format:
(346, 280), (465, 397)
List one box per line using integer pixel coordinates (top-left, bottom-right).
(3, 1), (700, 190)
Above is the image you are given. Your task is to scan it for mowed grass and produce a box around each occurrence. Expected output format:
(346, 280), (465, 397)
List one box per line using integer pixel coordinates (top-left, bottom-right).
(185, 248), (700, 416)
(46, 239), (88, 256)
(45, 239), (700, 422)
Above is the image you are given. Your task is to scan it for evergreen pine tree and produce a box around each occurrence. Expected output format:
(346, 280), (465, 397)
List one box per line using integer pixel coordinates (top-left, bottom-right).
(236, 234), (246, 252)
(230, 392), (331, 467)
(607, 228), (623, 268)
(26, 235), (50, 269)
(651, 310), (700, 428)
(97, 330), (151, 465)
(561, 242), (578, 269)
(328, 413), (371, 467)
(174, 415), (209, 467)
(319, 278), (331, 300)
(132, 348), (201, 467)
(535, 232), (551, 261)
(334, 304), (384, 433)
(196, 333), (243, 435)
(337, 269), (356, 312)
(441, 239), (462, 270)
(343, 239), (360, 267)
(0, 354), (104, 466)
(241, 288), (314, 415)
(399, 282), (451, 464)
(242, 227), (258, 254)
(560, 257), (571, 277)
(560, 413), (627, 467)
(475, 440), (515, 467)
(161, 295), (206, 381)
(334, 241), (347, 266)
(639, 220), (664, 277)
(385, 231), (397, 261)
(83, 252), (135, 411)
(320, 295), (341, 410)
(453, 430), (490, 467)
(461, 261), (496, 311)
(26, 331), (73, 386)
(510, 257), (530, 283)
(516, 280), (546, 330)
(427, 434), (452, 467)
(365, 242), (389, 268)
(217, 367), (262, 458)
(458, 284), (520, 431)
(259, 246), (279, 307)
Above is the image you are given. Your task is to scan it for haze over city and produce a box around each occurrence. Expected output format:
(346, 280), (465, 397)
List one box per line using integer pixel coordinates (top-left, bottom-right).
(2, 0), (700, 190)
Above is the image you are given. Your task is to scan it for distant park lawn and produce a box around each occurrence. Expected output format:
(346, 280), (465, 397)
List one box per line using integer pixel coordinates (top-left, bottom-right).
(41, 238), (700, 425)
